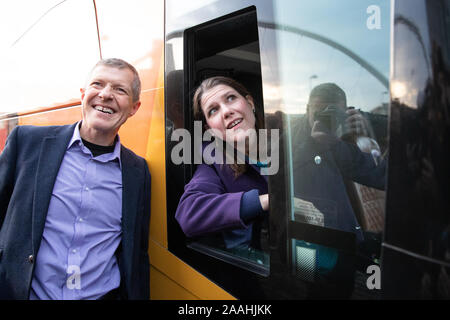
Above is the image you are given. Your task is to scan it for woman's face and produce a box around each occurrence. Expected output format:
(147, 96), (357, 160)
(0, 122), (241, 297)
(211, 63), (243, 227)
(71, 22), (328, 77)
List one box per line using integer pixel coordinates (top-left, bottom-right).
(200, 84), (256, 143)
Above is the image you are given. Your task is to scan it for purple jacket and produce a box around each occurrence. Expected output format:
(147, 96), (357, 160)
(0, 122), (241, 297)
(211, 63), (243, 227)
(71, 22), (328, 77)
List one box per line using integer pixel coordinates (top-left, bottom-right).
(175, 161), (268, 249)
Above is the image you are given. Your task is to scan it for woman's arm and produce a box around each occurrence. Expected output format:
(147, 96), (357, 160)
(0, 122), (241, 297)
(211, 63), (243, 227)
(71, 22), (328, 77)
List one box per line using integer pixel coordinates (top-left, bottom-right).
(175, 164), (247, 237)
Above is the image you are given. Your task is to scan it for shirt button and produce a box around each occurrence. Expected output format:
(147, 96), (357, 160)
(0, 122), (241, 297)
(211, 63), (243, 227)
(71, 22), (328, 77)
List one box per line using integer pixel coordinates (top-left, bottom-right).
(72, 249), (77, 254)
(28, 255), (34, 264)
(79, 218), (84, 222)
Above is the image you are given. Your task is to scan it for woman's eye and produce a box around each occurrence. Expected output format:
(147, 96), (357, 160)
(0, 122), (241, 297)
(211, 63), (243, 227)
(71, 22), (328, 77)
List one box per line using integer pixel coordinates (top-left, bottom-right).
(208, 107), (217, 116)
(227, 95), (236, 102)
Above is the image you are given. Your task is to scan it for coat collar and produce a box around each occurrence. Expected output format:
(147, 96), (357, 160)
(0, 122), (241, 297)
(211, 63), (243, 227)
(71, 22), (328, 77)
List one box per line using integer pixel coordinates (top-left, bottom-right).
(32, 124), (77, 252)
(119, 147), (141, 269)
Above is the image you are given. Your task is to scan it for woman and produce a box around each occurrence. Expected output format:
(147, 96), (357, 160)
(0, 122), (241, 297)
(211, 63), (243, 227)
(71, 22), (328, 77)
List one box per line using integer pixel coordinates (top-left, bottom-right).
(175, 76), (269, 250)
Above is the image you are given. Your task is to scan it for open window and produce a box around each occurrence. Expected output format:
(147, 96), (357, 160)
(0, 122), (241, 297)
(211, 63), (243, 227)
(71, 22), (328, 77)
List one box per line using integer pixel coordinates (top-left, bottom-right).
(166, 0), (390, 299)
(180, 6), (269, 276)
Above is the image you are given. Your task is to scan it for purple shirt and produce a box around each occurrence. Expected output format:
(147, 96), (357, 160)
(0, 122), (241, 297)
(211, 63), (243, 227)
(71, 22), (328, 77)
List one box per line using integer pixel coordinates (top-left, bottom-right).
(29, 123), (123, 300)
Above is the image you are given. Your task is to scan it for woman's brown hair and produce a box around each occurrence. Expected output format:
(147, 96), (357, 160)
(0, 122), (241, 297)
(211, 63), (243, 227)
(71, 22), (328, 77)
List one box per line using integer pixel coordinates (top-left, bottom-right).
(192, 76), (265, 177)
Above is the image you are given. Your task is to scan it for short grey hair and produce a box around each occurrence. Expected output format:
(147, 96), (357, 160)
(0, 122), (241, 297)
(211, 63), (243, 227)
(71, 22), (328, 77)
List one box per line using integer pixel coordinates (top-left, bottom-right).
(89, 58), (141, 102)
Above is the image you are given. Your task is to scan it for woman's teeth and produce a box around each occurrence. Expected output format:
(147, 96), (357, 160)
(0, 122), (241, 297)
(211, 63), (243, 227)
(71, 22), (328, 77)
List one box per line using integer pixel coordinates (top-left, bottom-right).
(228, 119), (242, 129)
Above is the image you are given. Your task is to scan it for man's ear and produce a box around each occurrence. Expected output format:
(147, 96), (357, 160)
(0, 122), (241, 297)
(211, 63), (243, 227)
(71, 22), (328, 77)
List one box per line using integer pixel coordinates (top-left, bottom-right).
(129, 101), (141, 117)
(80, 88), (86, 100)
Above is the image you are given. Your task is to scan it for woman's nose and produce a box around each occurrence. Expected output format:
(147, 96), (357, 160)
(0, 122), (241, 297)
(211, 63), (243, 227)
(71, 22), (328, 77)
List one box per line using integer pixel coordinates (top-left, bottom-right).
(221, 104), (234, 118)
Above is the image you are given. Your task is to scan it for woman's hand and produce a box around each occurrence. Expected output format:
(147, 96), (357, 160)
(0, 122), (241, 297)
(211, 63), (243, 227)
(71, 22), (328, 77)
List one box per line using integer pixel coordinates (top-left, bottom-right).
(259, 194), (269, 211)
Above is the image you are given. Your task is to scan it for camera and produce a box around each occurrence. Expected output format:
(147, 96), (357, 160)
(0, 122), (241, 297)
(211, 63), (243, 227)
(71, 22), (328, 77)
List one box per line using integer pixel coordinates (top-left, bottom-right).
(313, 105), (349, 133)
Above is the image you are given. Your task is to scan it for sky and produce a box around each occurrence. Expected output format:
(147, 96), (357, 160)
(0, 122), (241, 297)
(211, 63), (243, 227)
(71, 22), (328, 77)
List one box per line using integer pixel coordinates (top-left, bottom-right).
(0, 0), (163, 115)
(1, 0), (394, 115)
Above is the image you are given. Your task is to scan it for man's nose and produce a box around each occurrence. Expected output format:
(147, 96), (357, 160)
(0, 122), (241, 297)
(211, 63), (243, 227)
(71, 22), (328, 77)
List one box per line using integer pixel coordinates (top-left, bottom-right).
(99, 84), (113, 99)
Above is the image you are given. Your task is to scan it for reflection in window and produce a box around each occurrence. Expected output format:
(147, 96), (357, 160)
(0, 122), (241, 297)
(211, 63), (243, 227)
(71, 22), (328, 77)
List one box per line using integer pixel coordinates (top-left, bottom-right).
(272, 0), (390, 297)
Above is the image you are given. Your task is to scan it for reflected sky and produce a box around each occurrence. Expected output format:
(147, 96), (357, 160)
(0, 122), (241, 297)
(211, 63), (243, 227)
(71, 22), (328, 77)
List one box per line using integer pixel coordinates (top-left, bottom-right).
(165, 0), (391, 115)
(271, 0), (391, 114)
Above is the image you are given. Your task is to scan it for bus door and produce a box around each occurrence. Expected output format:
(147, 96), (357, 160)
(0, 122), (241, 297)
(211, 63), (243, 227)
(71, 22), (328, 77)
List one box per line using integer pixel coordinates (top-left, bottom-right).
(166, 0), (390, 299)
(166, 2), (273, 299)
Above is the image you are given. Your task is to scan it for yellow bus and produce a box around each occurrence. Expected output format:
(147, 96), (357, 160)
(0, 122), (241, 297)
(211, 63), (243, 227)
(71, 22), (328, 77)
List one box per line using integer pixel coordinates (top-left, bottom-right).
(1, 0), (449, 299)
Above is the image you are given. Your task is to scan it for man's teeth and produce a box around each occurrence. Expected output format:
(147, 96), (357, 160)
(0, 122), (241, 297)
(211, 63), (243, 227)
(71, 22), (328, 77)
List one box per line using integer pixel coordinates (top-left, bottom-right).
(94, 106), (114, 114)
(228, 119), (242, 129)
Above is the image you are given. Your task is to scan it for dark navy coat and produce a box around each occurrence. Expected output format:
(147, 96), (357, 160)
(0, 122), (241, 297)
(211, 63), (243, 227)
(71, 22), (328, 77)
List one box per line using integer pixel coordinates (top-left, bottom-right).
(292, 118), (386, 242)
(0, 124), (151, 299)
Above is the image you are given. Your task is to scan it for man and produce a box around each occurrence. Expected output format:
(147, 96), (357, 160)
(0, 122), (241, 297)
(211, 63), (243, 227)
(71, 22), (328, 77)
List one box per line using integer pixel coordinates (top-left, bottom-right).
(290, 82), (387, 298)
(292, 82), (386, 240)
(0, 58), (151, 300)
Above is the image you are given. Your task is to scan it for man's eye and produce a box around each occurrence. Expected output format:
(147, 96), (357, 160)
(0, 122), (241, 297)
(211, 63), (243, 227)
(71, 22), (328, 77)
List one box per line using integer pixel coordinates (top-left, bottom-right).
(91, 81), (102, 87)
(115, 87), (127, 94)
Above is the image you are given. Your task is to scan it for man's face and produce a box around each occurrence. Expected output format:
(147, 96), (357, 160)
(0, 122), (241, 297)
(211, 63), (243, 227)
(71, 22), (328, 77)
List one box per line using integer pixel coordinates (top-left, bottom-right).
(307, 97), (346, 128)
(80, 65), (140, 139)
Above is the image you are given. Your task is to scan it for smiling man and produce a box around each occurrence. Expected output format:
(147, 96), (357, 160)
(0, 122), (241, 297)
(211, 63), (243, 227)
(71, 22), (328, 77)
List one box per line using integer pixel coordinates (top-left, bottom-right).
(0, 58), (151, 300)
(80, 60), (141, 146)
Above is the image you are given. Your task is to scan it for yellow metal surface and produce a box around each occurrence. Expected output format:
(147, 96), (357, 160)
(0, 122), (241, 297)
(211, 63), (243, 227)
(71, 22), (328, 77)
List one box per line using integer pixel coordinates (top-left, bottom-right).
(151, 266), (199, 300)
(149, 240), (236, 300)
(147, 49), (168, 248)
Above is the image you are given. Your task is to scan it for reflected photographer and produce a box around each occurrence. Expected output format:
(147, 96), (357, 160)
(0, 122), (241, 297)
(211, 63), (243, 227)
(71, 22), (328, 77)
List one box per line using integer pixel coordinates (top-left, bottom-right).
(291, 82), (387, 297)
(308, 84), (372, 143)
(292, 82), (386, 243)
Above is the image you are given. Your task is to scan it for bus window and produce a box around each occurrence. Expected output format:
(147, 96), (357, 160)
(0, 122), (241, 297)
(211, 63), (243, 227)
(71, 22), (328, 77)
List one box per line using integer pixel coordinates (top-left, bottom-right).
(166, 0), (390, 299)
(176, 7), (270, 276)
(267, 0), (390, 298)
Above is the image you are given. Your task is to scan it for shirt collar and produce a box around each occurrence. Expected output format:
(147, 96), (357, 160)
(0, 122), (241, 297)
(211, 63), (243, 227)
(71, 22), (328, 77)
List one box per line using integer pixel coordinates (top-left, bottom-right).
(68, 121), (122, 167)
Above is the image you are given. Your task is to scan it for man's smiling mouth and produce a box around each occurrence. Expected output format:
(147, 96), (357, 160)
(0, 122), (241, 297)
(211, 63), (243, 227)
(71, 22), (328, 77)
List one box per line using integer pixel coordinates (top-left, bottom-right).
(94, 105), (115, 114)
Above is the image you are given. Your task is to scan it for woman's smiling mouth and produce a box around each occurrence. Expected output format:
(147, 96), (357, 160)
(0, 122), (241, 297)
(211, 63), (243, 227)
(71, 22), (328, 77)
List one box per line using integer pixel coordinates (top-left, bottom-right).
(227, 118), (243, 129)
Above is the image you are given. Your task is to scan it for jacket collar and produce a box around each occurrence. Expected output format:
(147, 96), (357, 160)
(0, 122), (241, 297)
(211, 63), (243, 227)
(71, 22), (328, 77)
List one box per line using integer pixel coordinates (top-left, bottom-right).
(32, 123), (78, 253)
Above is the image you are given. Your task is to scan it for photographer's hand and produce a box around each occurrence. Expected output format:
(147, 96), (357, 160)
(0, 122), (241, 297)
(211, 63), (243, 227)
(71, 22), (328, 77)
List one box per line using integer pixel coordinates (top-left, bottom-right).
(344, 108), (369, 137)
(311, 120), (339, 146)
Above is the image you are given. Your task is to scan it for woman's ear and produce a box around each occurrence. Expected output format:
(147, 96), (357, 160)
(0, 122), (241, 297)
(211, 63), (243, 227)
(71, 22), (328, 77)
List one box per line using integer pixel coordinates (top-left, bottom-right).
(246, 95), (255, 112)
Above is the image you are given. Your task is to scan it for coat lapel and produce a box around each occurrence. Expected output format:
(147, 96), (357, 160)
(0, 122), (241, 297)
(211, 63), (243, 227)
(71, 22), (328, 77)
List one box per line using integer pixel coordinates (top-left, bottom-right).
(32, 124), (76, 253)
(120, 147), (141, 287)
